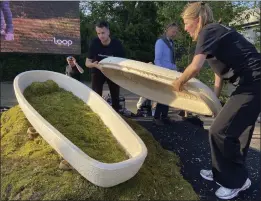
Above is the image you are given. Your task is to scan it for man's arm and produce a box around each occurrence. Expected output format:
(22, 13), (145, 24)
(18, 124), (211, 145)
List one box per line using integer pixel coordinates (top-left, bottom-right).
(85, 58), (98, 68)
(85, 39), (99, 69)
(154, 39), (164, 67)
(65, 66), (69, 75)
(75, 63), (84, 74)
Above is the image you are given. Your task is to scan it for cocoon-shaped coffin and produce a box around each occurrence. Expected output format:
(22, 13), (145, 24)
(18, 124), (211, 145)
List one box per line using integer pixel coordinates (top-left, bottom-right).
(99, 57), (222, 117)
(13, 70), (147, 187)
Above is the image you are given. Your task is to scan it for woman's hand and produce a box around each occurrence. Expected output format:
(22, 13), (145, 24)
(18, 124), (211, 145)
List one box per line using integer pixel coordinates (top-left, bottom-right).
(172, 78), (184, 92)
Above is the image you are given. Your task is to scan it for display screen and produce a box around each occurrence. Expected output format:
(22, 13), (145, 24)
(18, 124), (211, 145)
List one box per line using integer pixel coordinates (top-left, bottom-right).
(0, 1), (81, 54)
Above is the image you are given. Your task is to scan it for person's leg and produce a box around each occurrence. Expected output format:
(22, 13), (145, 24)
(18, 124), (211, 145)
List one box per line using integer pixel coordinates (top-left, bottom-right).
(145, 99), (152, 116)
(2, 1), (14, 40)
(91, 70), (106, 96)
(160, 104), (172, 124)
(106, 78), (120, 112)
(179, 110), (188, 117)
(154, 103), (162, 119)
(160, 105), (169, 118)
(153, 103), (164, 125)
(155, 103), (169, 119)
(137, 97), (147, 110)
(1, 10), (6, 35)
(202, 82), (260, 198)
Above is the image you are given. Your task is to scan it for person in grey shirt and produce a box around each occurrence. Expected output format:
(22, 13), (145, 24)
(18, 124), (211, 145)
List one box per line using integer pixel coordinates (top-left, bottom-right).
(153, 22), (178, 126)
(65, 56), (84, 82)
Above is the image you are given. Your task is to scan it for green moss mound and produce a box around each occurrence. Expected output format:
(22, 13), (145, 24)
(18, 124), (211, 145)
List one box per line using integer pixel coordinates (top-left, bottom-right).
(23, 80), (128, 163)
(1, 105), (199, 200)
(23, 80), (60, 97)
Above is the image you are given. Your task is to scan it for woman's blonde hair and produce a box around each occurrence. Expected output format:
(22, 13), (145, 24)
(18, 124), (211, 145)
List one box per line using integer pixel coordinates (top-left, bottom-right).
(181, 2), (214, 41)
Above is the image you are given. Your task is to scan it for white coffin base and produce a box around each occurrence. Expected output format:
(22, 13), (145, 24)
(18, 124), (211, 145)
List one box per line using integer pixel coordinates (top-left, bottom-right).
(13, 70), (147, 187)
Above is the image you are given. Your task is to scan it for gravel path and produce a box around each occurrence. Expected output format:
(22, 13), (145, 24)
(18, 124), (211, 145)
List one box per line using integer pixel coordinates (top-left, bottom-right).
(133, 116), (260, 201)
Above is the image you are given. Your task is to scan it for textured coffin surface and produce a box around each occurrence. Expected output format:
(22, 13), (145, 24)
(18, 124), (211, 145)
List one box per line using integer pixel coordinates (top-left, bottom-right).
(13, 70), (147, 187)
(99, 57), (222, 117)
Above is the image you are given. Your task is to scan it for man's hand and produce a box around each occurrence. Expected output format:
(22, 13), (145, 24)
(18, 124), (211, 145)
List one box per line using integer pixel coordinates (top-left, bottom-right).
(91, 61), (99, 68)
(85, 58), (99, 68)
(172, 78), (184, 92)
(71, 57), (77, 66)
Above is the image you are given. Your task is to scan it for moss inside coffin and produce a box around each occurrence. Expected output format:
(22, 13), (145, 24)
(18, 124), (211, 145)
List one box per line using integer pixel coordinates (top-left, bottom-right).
(1, 105), (199, 200)
(23, 80), (128, 163)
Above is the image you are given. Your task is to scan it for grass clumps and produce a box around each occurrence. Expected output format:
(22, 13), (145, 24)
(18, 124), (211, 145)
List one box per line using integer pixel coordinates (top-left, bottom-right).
(1, 105), (199, 200)
(23, 80), (128, 163)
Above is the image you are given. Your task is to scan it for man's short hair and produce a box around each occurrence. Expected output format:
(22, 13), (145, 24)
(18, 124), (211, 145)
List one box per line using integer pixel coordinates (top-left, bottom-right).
(95, 21), (110, 29)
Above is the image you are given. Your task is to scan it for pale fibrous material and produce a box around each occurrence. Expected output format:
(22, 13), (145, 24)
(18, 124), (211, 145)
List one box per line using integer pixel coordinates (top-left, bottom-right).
(13, 70), (147, 187)
(99, 57), (222, 117)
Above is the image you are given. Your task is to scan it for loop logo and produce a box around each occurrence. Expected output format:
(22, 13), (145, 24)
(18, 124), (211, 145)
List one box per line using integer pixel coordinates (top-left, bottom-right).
(53, 37), (73, 46)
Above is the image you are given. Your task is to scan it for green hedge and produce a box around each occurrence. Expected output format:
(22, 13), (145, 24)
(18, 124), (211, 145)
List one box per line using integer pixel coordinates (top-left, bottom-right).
(0, 53), (91, 82)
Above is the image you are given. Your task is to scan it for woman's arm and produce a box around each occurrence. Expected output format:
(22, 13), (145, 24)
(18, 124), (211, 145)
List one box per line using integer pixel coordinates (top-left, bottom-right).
(172, 54), (206, 91)
(214, 73), (223, 98)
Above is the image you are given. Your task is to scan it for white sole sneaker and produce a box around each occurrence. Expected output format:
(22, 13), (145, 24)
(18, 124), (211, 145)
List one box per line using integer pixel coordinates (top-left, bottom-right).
(200, 170), (214, 181)
(200, 170), (223, 186)
(215, 178), (251, 200)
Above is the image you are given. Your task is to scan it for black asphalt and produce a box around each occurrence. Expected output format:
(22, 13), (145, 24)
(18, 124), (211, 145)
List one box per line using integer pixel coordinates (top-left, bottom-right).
(132, 115), (261, 201)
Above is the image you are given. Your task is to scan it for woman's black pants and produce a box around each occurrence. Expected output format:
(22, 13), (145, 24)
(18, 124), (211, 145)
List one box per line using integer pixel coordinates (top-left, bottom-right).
(209, 81), (260, 189)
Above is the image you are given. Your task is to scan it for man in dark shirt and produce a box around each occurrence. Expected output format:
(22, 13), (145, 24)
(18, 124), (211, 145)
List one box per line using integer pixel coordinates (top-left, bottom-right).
(85, 21), (125, 112)
(65, 56), (84, 81)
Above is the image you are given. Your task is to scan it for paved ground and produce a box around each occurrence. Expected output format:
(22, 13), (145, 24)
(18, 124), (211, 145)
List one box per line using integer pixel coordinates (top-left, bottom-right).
(1, 81), (260, 200)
